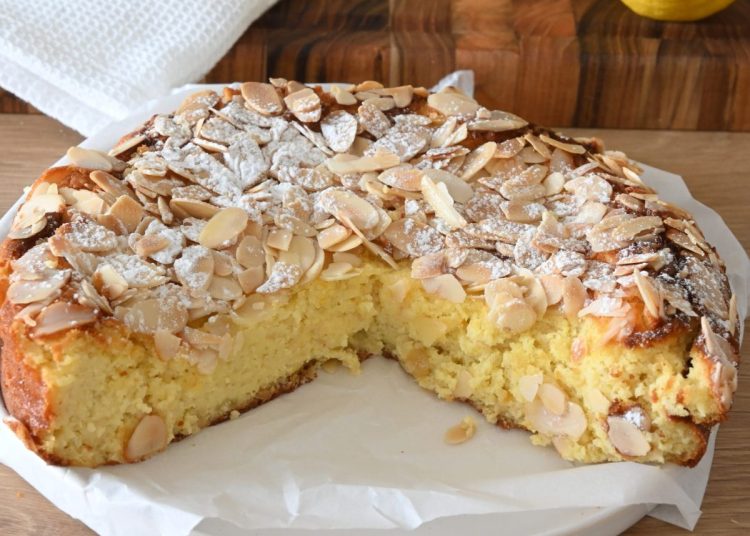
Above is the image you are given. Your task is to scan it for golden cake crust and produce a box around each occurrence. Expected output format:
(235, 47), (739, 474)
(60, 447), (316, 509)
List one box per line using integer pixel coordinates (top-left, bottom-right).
(0, 80), (740, 467)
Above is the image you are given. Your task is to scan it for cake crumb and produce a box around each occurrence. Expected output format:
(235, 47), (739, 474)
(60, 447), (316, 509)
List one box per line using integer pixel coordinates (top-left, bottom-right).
(444, 416), (477, 445)
(321, 359), (341, 374)
(229, 410), (240, 420)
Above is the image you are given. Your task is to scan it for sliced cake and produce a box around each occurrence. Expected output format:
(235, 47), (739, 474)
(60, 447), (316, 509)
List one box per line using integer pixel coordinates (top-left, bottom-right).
(0, 80), (740, 467)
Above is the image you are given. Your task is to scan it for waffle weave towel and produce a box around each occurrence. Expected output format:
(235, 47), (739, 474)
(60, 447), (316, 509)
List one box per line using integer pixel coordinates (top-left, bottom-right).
(0, 0), (276, 135)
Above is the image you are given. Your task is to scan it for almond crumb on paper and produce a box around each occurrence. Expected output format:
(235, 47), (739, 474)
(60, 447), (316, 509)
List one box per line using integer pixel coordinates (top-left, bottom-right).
(444, 416), (476, 445)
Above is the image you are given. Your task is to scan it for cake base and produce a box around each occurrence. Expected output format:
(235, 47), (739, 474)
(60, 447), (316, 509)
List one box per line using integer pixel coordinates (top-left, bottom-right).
(1, 261), (717, 467)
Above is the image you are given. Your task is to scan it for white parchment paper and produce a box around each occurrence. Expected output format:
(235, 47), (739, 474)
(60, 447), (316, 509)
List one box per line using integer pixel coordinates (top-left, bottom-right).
(0, 80), (748, 536)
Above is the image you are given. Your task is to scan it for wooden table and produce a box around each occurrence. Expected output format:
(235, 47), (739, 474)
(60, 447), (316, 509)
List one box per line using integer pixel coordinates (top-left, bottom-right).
(0, 115), (748, 535)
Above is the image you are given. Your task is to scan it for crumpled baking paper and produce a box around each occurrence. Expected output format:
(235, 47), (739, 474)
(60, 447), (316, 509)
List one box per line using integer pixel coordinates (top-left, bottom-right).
(0, 78), (748, 536)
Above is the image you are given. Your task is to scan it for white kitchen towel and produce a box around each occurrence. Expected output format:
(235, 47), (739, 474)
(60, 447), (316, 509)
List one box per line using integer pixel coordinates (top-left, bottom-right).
(0, 0), (276, 136)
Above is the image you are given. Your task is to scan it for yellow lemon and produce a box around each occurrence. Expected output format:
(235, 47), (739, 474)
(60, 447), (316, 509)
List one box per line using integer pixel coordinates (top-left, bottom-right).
(621, 0), (735, 21)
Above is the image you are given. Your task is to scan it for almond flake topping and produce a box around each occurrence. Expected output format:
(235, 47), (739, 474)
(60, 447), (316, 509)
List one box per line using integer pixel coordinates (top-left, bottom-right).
(5, 79), (730, 392)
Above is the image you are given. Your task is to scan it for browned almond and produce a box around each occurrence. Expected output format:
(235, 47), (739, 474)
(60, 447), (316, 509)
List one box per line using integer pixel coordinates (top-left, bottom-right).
(199, 208), (248, 249)
(32, 302), (97, 337)
(241, 82), (284, 115)
(125, 415), (168, 462)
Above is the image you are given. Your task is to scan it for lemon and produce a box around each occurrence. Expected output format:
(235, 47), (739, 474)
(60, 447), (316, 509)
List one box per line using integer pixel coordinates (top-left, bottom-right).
(621, 0), (735, 21)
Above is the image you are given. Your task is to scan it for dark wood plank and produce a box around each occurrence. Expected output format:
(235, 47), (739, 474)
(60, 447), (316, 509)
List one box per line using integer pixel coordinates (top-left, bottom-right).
(2, 0), (750, 130)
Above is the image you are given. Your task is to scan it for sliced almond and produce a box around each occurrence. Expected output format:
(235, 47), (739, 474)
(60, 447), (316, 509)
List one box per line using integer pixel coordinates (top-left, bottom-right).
(607, 416), (651, 457)
(14, 192), (65, 230)
(320, 189), (380, 230)
(108, 195), (144, 233)
(236, 236), (265, 267)
(422, 168), (473, 203)
(317, 223), (352, 250)
(613, 216), (663, 241)
(300, 242), (326, 284)
(154, 329), (182, 360)
(92, 264), (129, 300)
(421, 274), (466, 303)
(134, 235), (169, 257)
(378, 166), (423, 192)
(286, 236), (316, 272)
(199, 207), (248, 249)
(7, 270), (70, 305)
(174, 245), (214, 292)
(525, 399), (587, 440)
(32, 302), (97, 337)
(169, 198), (220, 220)
(320, 262), (360, 281)
(728, 294), (738, 336)
(382, 85), (414, 108)
(8, 216), (48, 240)
(421, 175), (467, 229)
(90, 170), (135, 200)
(363, 96), (395, 111)
(109, 134), (146, 157)
(666, 228), (705, 256)
(453, 369), (473, 398)
(325, 234), (363, 252)
(524, 133), (552, 159)
(125, 415), (168, 462)
(320, 110), (357, 153)
(518, 373), (543, 402)
(117, 298), (188, 334)
(427, 92), (479, 116)
(542, 171), (565, 196)
(411, 253), (446, 279)
(241, 82), (284, 115)
(633, 270), (663, 319)
(209, 275), (243, 301)
(430, 116), (459, 148)
(495, 137), (526, 158)
(325, 151), (400, 175)
(561, 276), (586, 320)
(460, 142), (497, 181)
(444, 416), (477, 445)
(468, 110), (527, 132)
(538, 383), (567, 416)
(176, 90), (218, 123)
(66, 146), (117, 171)
(491, 298), (537, 333)
(267, 228), (293, 251)
(355, 81), (383, 92)
(331, 85), (357, 105)
(284, 87), (321, 123)
(238, 265), (265, 293)
(538, 134), (586, 155)
(540, 274), (564, 305)
(256, 261), (303, 294)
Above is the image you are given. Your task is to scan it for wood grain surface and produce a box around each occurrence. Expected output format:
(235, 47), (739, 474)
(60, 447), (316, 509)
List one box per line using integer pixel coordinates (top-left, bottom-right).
(2, 0), (750, 130)
(0, 114), (747, 534)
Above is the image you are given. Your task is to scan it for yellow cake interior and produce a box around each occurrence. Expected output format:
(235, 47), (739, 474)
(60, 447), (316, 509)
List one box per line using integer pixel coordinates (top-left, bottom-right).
(18, 257), (717, 467)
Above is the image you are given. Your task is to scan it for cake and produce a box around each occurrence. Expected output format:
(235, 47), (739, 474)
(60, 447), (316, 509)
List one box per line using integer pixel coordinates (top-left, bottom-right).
(0, 80), (740, 468)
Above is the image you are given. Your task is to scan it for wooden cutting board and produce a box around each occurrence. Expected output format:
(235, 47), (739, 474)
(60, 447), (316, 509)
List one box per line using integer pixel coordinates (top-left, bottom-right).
(2, 0), (749, 131)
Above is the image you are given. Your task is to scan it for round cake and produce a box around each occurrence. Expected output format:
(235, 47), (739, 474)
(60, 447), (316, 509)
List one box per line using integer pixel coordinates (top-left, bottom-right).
(0, 80), (739, 467)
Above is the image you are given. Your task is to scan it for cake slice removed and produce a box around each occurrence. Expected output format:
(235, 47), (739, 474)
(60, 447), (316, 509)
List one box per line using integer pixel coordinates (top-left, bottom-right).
(0, 80), (740, 467)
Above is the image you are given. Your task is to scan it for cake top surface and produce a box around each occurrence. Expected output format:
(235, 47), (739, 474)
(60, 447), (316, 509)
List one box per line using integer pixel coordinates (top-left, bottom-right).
(1, 79), (739, 404)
